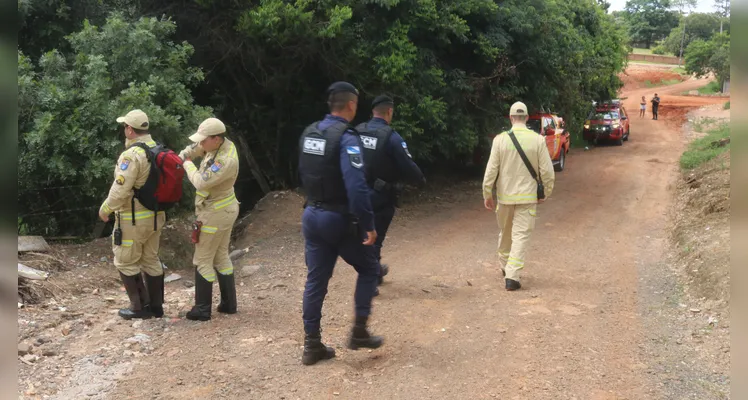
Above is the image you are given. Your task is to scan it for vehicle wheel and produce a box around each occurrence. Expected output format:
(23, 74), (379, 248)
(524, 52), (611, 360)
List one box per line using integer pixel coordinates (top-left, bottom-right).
(614, 137), (623, 146)
(554, 149), (565, 171)
(624, 129), (630, 141)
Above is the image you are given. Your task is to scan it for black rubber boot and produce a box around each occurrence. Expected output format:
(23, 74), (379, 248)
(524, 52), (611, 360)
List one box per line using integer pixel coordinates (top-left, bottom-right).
(347, 316), (384, 350)
(301, 332), (336, 366)
(144, 273), (165, 318)
(216, 273), (237, 314)
(186, 270), (213, 321)
(505, 279), (521, 291)
(118, 272), (153, 320)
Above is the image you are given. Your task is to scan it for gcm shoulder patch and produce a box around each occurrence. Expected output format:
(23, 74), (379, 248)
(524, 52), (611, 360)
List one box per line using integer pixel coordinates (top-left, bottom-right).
(346, 146), (363, 169)
(303, 138), (326, 156)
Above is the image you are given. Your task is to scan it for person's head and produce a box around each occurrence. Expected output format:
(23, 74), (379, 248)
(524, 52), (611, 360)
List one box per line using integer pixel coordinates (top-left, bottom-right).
(371, 95), (395, 123)
(642, 95), (645, 99)
(326, 81), (359, 122)
(509, 101), (529, 125)
(189, 117), (226, 152)
(116, 109), (150, 140)
(655, 93), (658, 97)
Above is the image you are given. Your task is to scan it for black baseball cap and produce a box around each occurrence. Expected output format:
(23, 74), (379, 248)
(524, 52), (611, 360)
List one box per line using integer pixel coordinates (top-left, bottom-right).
(372, 95), (394, 108)
(326, 81), (359, 96)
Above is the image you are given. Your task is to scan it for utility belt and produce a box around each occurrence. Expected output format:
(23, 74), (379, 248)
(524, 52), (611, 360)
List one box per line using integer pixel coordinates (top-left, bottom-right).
(303, 200), (362, 238)
(370, 178), (404, 208)
(305, 200), (349, 215)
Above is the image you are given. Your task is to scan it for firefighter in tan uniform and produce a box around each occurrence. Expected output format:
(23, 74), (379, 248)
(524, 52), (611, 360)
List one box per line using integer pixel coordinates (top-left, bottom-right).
(178, 118), (240, 321)
(482, 102), (555, 291)
(98, 109), (166, 319)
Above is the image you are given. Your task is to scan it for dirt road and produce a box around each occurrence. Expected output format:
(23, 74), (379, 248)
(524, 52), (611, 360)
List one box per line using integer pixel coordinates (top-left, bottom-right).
(18, 75), (729, 399)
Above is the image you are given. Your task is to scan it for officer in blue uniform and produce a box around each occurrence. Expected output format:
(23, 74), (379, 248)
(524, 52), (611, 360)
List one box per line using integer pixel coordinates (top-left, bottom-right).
(356, 95), (426, 288)
(298, 81), (384, 366)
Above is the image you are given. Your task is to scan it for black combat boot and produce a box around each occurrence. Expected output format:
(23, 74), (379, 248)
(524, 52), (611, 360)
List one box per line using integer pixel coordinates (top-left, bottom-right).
(505, 279), (521, 291)
(186, 269), (213, 321)
(347, 316), (384, 350)
(118, 272), (153, 320)
(378, 263), (389, 286)
(144, 273), (165, 318)
(216, 273), (237, 314)
(301, 331), (336, 366)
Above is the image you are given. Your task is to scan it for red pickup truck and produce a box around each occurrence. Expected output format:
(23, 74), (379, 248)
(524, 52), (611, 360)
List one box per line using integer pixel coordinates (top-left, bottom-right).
(527, 112), (571, 172)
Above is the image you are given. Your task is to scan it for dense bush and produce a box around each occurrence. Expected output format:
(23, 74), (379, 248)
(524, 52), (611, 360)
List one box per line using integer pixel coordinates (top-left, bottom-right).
(18, 14), (212, 235)
(18, 0), (629, 235)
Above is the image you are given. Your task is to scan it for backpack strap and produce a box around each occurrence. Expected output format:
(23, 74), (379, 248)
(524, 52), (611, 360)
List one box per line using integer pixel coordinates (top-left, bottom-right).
(125, 142), (160, 230)
(507, 130), (540, 183)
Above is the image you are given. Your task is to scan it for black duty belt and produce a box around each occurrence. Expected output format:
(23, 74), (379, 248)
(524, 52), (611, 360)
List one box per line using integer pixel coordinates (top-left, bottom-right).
(307, 201), (348, 214)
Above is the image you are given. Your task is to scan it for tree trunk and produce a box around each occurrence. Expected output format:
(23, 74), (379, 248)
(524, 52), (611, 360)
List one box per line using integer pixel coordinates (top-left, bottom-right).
(233, 133), (271, 195)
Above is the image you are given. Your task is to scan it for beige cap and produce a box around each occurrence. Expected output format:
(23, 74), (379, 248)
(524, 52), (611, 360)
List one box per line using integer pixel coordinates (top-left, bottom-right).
(116, 109), (149, 130)
(189, 118), (226, 142)
(509, 102), (528, 116)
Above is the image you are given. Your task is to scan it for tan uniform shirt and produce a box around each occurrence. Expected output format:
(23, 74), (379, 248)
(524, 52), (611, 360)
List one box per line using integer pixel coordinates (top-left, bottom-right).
(182, 138), (240, 213)
(482, 123), (555, 204)
(100, 135), (157, 215)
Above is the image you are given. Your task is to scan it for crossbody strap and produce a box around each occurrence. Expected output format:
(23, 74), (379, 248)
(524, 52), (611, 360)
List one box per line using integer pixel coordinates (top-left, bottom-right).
(507, 130), (540, 183)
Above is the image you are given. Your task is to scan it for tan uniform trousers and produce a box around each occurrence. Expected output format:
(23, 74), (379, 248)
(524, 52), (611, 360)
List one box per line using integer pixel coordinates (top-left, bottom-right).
(113, 211), (166, 277)
(496, 203), (537, 281)
(195, 202), (239, 282)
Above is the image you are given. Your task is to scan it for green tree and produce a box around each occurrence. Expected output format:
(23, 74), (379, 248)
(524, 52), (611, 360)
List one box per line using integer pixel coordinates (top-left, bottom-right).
(142, 0), (627, 180)
(654, 12), (724, 56)
(18, 14), (213, 235)
(714, 0), (730, 33)
(18, 0), (137, 60)
(684, 32), (730, 88)
(623, 0), (680, 48)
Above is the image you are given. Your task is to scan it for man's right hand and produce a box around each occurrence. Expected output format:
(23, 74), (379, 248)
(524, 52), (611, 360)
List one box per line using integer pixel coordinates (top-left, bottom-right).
(484, 198), (495, 210)
(363, 230), (377, 246)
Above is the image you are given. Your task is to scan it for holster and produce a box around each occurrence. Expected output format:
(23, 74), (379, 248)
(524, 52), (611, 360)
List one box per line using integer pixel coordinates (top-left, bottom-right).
(346, 215), (361, 238)
(537, 182), (546, 200)
(191, 221), (203, 244)
(393, 182), (404, 208)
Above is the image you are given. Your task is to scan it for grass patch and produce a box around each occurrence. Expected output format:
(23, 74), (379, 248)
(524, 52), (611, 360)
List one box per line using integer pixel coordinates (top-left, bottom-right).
(698, 81), (721, 95)
(692, 117), (719, 132)
(672, 66), (687, 75)
(644, 78), (681, 88)
(632, 47), (653, 55)
(680, 122), (730, 170)
(724, 101), (730, 110)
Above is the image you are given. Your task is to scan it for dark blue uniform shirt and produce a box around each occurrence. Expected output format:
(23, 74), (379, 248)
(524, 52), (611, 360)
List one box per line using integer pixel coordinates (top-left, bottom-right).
(318, 114), (375, 232)
(366, 117), (425, 184)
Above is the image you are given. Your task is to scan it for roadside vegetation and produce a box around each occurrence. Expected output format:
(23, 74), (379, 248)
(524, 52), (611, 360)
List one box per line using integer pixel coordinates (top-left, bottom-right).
(680, 121), (729, 170)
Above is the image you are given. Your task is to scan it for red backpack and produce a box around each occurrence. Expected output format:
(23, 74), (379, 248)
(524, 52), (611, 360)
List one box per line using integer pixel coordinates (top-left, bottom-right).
(128, 142), (185, 230)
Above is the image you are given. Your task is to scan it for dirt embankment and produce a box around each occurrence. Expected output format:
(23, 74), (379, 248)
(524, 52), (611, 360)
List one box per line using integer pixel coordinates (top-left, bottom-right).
(620, 63), (688, 92)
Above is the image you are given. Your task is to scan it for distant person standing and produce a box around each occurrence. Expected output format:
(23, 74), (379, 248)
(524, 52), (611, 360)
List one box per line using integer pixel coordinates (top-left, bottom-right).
(639, 96), (646, 118)
(651, 93), (660, 120)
